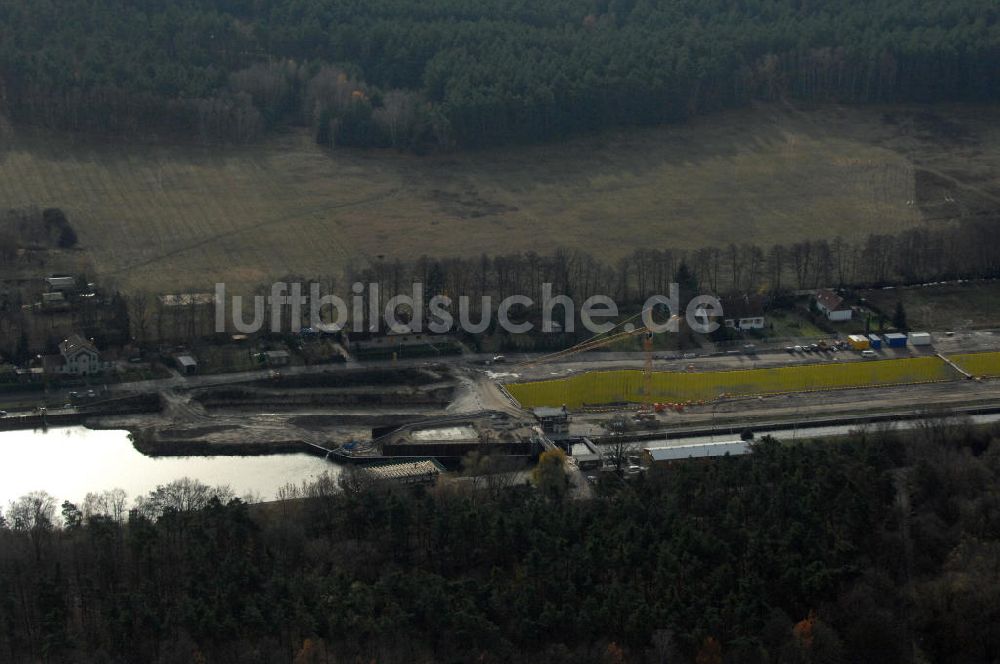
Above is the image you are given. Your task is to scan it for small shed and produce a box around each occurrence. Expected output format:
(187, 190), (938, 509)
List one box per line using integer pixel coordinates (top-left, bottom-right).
(264, 350), (291, 367)
(533, 406), (570, 435)
(884, 333), (907, 348)
(46, 276), (78, 292)
(909, 332), (933, 347)
(176, 355), (198, 375)
(41, 292), (68, 309)
(569, 437), (602, 471)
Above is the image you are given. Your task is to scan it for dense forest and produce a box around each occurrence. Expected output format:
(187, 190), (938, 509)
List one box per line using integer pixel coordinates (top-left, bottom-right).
(0, 0), (997, 148)
(1, 420), (999, 662)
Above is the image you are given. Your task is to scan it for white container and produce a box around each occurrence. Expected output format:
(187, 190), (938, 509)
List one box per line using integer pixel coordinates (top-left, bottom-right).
(909, 332), (933, 346)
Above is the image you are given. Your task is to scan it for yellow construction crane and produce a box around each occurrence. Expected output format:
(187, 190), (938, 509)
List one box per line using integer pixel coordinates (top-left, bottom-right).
(514, 310), (679, 411)
(513, 309), (649, 369)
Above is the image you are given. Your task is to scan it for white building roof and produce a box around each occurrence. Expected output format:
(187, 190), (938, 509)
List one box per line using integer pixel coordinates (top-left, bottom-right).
(647, 440), (751, 462)
(176, 355), (198, 368)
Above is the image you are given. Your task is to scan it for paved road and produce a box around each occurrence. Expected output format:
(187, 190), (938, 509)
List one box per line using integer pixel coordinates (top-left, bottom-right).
(6, 327), (1000, 414)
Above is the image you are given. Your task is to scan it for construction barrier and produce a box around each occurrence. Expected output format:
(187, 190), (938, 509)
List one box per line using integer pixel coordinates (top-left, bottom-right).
(506, 357), (959, 409)
(952, 351), (1000, 378)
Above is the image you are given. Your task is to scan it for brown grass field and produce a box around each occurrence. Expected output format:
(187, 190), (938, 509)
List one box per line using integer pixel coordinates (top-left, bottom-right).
(1, 104), (999, 293)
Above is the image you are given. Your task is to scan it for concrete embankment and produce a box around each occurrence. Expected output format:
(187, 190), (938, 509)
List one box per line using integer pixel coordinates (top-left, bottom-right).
(193, 386), (455, 409)
(592, 403), (1000, 445)
(128, 429), (335, 458)
(0, 412), (85, 431)
(0, 394), (162, 432)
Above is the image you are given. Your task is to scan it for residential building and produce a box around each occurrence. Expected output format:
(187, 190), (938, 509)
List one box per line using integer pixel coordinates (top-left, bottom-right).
(720, 294), (767, 331)
(814, 289), (853, 321)
(44, 334), (109, 375)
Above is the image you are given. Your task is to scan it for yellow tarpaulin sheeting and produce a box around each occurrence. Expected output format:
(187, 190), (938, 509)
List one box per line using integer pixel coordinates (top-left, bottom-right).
(952, 351), (1000, 377)
(507, 357), (958, 409)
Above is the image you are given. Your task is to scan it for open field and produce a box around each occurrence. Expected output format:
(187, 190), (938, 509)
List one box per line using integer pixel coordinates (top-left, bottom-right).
(507, 356), (960, 409)
(2, 104), (1000, 293)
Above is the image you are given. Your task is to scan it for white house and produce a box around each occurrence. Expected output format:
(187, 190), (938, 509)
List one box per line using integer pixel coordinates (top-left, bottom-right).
(814, 289), (853, 321)
(45, 335), (109, 375)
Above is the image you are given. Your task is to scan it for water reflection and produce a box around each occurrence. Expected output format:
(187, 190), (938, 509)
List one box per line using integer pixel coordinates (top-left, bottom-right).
(0, 426), (340, 506)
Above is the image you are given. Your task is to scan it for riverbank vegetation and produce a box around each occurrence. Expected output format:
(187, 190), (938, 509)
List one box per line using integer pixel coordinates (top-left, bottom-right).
(2, 418), (999, 662)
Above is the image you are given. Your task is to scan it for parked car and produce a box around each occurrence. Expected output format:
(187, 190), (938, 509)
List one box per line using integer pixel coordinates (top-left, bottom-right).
(793, 345), (804, 353)
(861, 350), (878, 358)
(492, 355), (506, 364)
(0, 410), (7, 417)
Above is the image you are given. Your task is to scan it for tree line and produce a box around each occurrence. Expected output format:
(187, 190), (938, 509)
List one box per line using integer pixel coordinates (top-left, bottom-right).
(2, 418), (999, 662)
(333, 212), (1000, 323)
(0, 0), (997, 148)
(2, 209), (997, 353)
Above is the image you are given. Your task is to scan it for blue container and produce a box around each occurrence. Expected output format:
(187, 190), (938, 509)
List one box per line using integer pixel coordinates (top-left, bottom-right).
(868, 334), (882, 350)
(883, 333), (907, 348)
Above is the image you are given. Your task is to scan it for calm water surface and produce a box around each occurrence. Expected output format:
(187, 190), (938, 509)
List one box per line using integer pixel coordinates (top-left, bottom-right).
(0, 426), (340, 506)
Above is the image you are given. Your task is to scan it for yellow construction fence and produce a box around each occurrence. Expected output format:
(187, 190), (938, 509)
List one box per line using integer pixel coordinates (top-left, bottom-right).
(506, 357), (959, 409)
(952, 352), (1000, 377)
